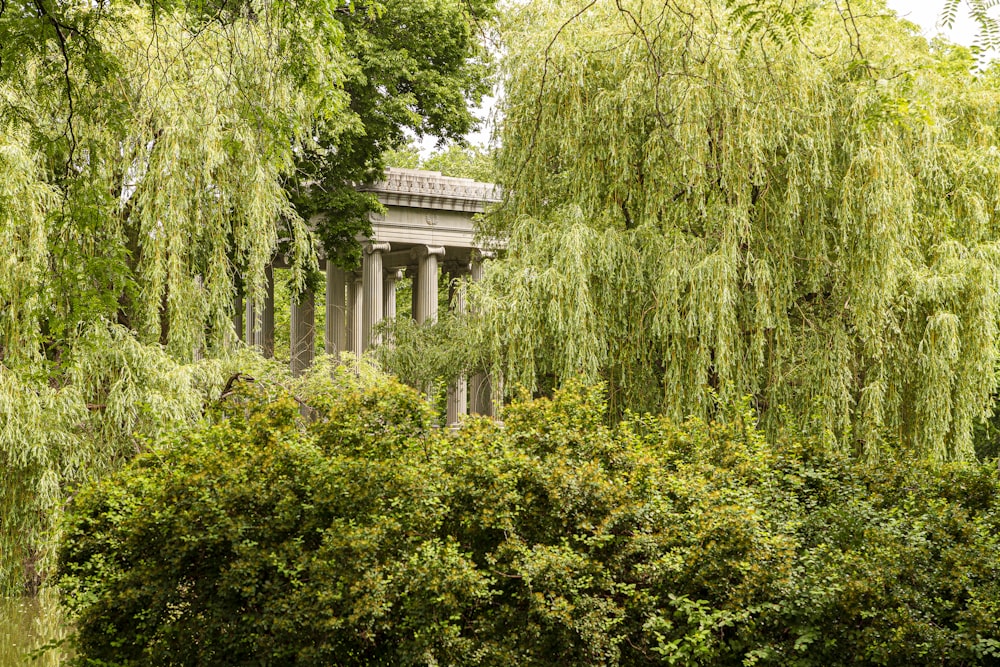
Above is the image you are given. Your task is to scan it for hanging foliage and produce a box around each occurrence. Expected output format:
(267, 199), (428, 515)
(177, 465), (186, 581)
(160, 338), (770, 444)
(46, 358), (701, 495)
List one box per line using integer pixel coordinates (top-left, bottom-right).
(0, 117), (54, 366)
(0, 0), (351, 594)
(0, 0), (497, 594)
(482, 0), (1000, 460)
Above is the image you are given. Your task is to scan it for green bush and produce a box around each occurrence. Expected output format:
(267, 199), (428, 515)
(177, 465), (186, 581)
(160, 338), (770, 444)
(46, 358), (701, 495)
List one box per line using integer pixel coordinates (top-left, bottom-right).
(59, 379), (1000, 666)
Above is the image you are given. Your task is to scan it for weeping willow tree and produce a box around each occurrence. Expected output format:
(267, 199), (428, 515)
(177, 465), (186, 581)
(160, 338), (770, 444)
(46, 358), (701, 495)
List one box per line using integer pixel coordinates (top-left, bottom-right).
(0, 0), (350, 593)
(480, 0), (1000, 461)
(1, 0), (497, 594)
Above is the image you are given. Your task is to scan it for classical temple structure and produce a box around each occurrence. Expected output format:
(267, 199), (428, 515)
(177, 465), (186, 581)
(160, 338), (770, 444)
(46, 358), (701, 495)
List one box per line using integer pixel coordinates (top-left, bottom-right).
(239, 167), (502, 424)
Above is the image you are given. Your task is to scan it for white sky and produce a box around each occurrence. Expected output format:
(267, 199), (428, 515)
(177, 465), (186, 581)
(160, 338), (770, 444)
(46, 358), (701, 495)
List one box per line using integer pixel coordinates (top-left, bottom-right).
(885, 0), (984, 47)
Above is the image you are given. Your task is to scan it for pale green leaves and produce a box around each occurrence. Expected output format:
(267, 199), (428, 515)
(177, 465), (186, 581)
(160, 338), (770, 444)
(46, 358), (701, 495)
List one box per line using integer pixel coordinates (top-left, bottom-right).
(486, 0), (1000, 459)
(0, 119), (55, 365)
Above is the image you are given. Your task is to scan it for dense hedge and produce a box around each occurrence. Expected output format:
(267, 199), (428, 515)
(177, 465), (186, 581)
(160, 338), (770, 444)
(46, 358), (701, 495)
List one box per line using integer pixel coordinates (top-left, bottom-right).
(59, 376), (1000, 666)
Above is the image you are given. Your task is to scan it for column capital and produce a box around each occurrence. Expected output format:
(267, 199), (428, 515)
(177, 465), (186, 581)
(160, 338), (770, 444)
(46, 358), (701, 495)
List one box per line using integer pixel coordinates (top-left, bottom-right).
(386, 268), (405, 280)
(444, 260), (472, 277)
(414, 245), (446, 259)
(365, 241), (392, 254)
(473, 248), (496, 262)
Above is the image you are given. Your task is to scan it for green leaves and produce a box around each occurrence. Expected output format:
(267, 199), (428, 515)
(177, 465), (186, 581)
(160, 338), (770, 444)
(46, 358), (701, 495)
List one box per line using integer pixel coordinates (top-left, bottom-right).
(0, 0), (496, 595)
(0, 1), (346, 363)
(58, 379), (1000, 665)
(486, 0), (1000, 459)
(0, 120), (54, 365)
(290, 0), (497, 262)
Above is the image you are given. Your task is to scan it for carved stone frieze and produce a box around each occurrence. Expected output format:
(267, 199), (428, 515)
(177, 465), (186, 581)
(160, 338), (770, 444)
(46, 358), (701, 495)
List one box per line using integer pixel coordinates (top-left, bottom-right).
(358, 168), (501, 213)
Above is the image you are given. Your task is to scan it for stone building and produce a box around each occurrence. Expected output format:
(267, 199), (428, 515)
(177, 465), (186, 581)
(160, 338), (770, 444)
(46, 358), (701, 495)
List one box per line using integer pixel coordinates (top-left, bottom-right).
(241, 167), (501, 422)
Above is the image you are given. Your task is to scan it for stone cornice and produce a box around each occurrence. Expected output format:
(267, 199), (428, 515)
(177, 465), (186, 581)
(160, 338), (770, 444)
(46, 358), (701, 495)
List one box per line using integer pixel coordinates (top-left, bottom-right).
(358, 168), (501, 213)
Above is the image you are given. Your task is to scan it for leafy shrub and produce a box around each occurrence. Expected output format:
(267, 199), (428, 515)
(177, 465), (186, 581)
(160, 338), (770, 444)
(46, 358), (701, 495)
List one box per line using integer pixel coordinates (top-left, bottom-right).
(59, 380), (1000, 666)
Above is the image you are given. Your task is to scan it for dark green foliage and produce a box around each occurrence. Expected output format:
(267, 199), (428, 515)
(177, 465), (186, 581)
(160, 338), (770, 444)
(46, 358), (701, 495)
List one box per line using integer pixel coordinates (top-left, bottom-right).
(289, 0), (496, 266)
(60, 380), (1000, 666)
(973, 404), (1000, 460)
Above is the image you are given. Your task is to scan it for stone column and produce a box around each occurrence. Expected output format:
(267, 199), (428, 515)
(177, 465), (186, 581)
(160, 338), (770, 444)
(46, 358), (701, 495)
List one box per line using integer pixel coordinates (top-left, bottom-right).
(470, 251), (491, 287)
(244, 294), (258, 348)
(409, 266), (419, 322)
(469, 250), (494, 416)
(362, 242), (391, 349)
(244, 264), (275, 358)
(470, 376), (492, 417)
(415, 246), (445, 325)
(262, 265), (275, 358)
(446, 270), (469, 426)
(325, 260), (347, 356)
(384, 269), (402, 320)
(233, 289), (243, 344)
(348, 273), (364, 355)
(290, 290), (315, 376)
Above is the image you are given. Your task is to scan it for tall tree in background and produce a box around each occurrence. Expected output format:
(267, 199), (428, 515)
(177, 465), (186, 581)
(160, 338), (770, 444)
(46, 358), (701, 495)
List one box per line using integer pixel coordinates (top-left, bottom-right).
(481, 0), (1000, 461)
(287, 0), (496, 266)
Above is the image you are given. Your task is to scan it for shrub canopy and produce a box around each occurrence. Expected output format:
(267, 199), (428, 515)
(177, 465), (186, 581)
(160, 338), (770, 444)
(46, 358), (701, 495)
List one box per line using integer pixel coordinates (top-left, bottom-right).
(60, 377), (1000, 666)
